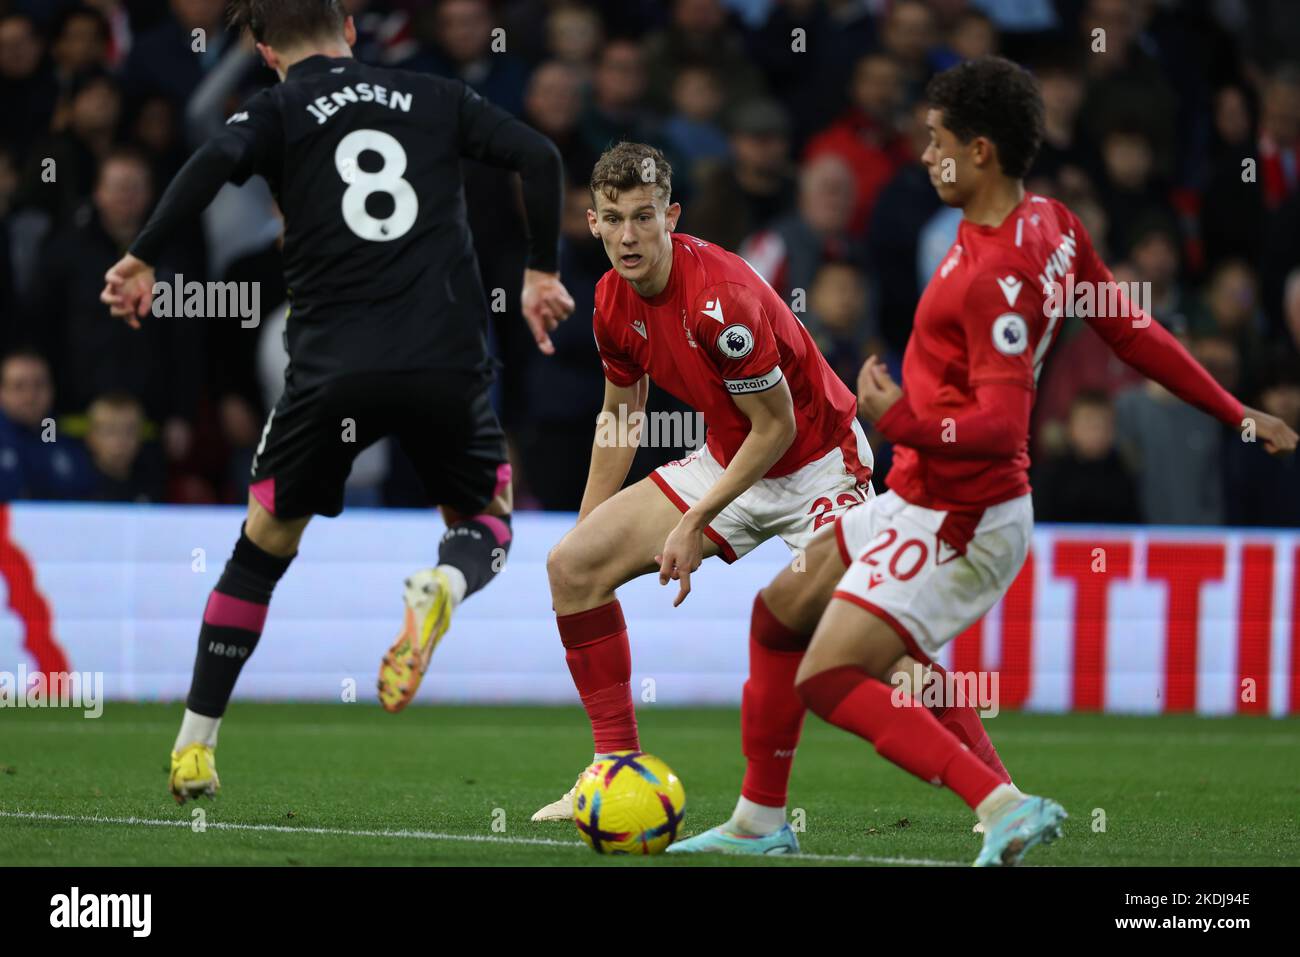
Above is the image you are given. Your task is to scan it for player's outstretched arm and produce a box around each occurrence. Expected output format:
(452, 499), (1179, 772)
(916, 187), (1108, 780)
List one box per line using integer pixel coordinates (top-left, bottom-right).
(858, 356), (1032, 458)
(456, 84), (571, 352)
(577, 375), (649, 522)
(656, 380), (796, 606)
(99, 140), (243, 327)
(1088, 307), (1296, 456)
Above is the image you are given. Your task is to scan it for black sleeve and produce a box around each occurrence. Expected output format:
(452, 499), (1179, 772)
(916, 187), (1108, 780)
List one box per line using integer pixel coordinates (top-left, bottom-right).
(130, 91), (282, 264)
(455, 82), (563, 273)
(129, 141), (238, 263)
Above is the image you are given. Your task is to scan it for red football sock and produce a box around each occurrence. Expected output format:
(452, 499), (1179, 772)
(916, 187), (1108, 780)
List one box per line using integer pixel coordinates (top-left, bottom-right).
(740, 593), (808, 807)
(798, 665), (1004, 811)
(557, 600), (639, 753)
(926, 662), (1012, 784)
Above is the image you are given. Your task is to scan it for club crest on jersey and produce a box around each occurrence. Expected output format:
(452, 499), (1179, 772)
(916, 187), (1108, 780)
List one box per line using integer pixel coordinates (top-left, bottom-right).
(717, 323), (754, 359)
(992, 313), (1029, 355)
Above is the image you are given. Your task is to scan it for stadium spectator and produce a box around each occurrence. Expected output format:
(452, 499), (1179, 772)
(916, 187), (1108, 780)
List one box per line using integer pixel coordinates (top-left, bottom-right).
(743, 0), (876, 149)
(0, 347), (95, 501)
(662, 63), (730, 185)
(578, 38), (659, 160)
(1032, 391), (1140, 524)
(16, 69), (122, 227)
(83, 391), (164, 502)
(1199, 82), (1266, 271)
(929, 7), (997, 73)
(24, 148), (201, 452)
(684, 97), (793, 251)
(523, 60), (596, 184)
(1224, 362), (1300, 526)
(1257, 63), (1300, 210)
(424, 0), (530, 117)
(803, 260), (875, 391)
(1095, 121), (1174, 262)
(1196, 260), (1265, 394)
(121, 0), (233, 110)
(1127, 219), (1197, 332)
(1025, 47), (1088, 192)
(740, 152), (862, 299)
(879, 0), (935, 104)
(803, 51), (912, 236)
(543, 3), (603, 83)
(1115, 337), (1231, 526)
(48, 5), (111, 89)
(1076, 0), (1178, 183)
(642, 0), (764, 114)
(0, 12), (58, 166)
(866, 98), (943, 354)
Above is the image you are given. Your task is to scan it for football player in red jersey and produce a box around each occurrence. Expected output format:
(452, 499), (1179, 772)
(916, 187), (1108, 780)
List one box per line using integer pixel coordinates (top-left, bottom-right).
(532, 141), (1014, 823)
(673, 57), (1297, 862)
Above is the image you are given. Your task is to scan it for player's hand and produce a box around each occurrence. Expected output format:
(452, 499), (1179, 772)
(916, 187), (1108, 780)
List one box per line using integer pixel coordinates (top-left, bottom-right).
(1242, 406), (1298, 456)
(521, 269), (575, 356)
(100, 253), (155, 330)
(856, 355), (904, 422)
(656, 515), (705, 607)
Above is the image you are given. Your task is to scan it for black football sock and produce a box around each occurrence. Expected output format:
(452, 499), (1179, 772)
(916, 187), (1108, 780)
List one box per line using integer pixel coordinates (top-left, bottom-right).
(438, 514), (512, 599)
(186, 525), (294, 718)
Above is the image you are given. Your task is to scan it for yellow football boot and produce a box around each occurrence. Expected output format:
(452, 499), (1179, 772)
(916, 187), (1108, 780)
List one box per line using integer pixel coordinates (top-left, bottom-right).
(378, 568), (455, 713)
(169, 742), (219, 804)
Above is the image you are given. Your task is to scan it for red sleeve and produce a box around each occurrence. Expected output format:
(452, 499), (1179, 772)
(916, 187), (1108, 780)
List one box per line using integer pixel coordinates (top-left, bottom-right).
(1069, 213), (1244, 427)
(693, 282), (783, 395)
(592, 306), (642, 388)
(876, 381), (1032, 459)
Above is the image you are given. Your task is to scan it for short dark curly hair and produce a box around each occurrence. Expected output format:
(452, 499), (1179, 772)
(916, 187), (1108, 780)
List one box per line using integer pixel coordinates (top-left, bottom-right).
(925, 56), (1044, 179)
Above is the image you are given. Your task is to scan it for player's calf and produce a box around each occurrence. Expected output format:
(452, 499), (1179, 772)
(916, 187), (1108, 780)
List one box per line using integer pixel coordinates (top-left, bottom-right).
(170, 521), (296, 796)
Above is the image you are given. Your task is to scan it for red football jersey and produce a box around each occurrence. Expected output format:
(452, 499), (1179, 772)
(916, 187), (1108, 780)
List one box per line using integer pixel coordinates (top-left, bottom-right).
(887, 193), (1110, 509)
(593, 233), (858, 477)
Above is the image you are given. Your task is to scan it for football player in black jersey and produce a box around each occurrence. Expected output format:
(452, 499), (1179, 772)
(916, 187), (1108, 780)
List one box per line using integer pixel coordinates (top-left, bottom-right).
(100, 0), (574, 802)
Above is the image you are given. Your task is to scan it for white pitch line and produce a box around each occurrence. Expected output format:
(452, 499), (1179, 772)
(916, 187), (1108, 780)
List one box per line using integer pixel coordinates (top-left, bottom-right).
(0, 810), (960, 866)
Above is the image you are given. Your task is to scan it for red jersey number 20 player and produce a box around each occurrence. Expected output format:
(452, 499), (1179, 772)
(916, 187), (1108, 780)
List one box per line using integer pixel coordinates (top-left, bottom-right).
(531, 143), (880, 821)
(674, 57), (1296, 862)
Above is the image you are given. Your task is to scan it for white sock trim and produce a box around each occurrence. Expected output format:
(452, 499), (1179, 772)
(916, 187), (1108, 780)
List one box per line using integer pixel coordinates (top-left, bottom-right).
(975, 783), (1021, 826)
(436, 565), (468, 606)
(174, 709), (221, 752)
(727, 795), (786, 837)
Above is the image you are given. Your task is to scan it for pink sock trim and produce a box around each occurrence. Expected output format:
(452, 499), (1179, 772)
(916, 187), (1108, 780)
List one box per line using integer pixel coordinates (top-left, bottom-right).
(203, 590), (269, 633)
(472, 513), (512, 546)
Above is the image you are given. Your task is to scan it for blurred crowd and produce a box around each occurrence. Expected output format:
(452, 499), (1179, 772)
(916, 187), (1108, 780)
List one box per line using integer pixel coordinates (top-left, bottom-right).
(0, 0), (1297, 526)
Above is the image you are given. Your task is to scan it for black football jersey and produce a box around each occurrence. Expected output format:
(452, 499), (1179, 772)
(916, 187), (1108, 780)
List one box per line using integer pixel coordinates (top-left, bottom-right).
(214, 55), (543, 386)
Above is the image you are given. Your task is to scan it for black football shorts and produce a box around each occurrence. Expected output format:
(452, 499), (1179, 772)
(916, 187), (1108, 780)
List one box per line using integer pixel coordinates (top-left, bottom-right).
(249, 369), (508, 519)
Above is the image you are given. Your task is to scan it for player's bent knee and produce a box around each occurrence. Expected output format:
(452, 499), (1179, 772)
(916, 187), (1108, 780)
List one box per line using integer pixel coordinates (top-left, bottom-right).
(245, 497), (308, 558)
(546, 534), (596, 597)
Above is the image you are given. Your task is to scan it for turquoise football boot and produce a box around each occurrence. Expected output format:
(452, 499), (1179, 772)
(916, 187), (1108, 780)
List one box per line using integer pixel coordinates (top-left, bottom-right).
(973, 795), (1067, 867)
(666, 822), (800, 855)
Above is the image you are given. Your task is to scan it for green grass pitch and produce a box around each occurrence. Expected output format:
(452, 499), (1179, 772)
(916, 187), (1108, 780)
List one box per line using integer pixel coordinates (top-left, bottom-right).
(1, 703), (1296, 866)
